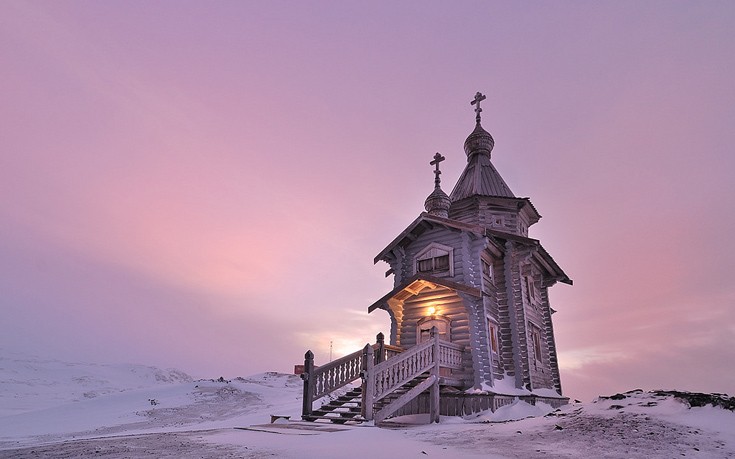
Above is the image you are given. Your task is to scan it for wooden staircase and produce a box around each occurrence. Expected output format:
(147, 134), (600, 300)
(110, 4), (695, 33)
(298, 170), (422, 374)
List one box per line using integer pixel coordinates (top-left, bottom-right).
(303, 387), (364, 424)
(373, 374), (429, 413)
(301, 329), (465, 425)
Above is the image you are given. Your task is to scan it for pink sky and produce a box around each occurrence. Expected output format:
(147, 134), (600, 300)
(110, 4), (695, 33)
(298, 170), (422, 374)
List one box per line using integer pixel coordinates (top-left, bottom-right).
(1, 2), (733, 402)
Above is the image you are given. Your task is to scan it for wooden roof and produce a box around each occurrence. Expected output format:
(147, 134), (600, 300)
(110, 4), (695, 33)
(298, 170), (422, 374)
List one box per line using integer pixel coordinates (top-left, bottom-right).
(367, 274), (482, 313)
(449, 148), (515, 201)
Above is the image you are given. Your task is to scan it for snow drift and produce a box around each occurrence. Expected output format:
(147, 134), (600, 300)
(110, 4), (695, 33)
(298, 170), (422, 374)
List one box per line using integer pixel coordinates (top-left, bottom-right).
(0, 354), (733, 458)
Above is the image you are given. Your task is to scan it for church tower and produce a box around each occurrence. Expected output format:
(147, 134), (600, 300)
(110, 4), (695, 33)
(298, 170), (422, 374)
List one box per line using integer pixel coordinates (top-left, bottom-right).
(369, 93), (571, 396)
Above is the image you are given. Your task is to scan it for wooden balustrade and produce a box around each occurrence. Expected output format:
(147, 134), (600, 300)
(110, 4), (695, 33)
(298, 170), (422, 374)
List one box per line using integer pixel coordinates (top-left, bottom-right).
(311, 349), (363, 400)
(302, 328), (466, 423)
(437, 340), (464, 370)
(371, 339), (435, 403)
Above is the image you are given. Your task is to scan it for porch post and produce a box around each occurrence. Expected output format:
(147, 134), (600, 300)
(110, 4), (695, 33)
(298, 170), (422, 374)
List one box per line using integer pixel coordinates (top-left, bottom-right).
(430, 326), (440, 423)
(302, 350), (314, 419)
(375, 332), (385, 364)
(361, 344), (375, 420)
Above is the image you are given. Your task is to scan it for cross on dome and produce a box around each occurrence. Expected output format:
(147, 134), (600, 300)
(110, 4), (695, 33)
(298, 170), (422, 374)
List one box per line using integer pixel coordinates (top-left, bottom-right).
(424, 152), (450, 218)
(470, 92), (487, 124)
(430, 152), (445, 189)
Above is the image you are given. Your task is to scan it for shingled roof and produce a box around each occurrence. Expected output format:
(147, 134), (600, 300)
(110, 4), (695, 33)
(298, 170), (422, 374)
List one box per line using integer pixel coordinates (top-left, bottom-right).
(449, 152), (515, 200)
(449, 121), (515, 201)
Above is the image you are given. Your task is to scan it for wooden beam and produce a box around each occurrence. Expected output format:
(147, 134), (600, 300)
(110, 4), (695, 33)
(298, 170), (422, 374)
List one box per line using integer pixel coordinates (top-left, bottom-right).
(301, 350), (314, 419)
(374, 375), (437, 424)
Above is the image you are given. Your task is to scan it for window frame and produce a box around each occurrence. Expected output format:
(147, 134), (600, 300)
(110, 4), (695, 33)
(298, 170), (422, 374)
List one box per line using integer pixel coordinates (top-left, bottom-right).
(414, 242), (454, 277)
(529, 322), (543, 364)
(481, 256), (494, 287)
(487, 317), (499, 355)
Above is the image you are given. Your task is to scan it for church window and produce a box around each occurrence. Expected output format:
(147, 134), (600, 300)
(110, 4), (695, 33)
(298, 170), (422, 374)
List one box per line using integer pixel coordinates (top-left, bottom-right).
(487, 319), (499, 354)
(482, 258), (493, 281)
(529, 324), (543, 363)
(481, 257), (494, 289)
(523, 275), (536, 305)
(415, 243), (454, 277)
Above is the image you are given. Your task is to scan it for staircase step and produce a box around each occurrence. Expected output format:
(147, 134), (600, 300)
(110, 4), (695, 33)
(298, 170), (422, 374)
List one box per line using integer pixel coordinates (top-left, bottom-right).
(313, 406), (361, 416)
(302, 414), (365, 424)
(316, 402), (361, 412)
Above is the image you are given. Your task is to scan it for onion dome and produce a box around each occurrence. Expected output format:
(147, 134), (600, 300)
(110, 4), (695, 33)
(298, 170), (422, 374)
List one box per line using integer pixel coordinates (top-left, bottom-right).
(463, 122), (495, 158)
(449, 92), (515, 201)
(425, 186), (451, 218)
(425, 152), (451, 218)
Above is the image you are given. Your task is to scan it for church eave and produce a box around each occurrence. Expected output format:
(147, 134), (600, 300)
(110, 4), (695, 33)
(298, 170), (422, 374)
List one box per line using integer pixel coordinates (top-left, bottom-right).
(450, 195), (541, 223)
(485, 229), (572, 285)
(535, 245), (573, 286)
(367, 273), (483, 313)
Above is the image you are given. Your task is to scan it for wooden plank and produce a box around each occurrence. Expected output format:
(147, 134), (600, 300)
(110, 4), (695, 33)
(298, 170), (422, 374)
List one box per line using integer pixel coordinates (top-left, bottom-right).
(374, 375), (437, 424)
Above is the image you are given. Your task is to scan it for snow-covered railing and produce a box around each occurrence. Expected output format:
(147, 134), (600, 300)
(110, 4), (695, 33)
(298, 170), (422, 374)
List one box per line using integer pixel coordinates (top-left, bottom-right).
(302, 329), (464, 423)
(363, 327), (463, 423)
(371, 338), (435, 403)
(302, 333), (396, 419)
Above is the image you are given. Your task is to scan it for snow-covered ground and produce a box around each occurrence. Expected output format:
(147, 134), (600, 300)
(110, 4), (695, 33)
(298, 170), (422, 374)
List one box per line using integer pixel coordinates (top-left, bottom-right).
(1, 353), (733, 458)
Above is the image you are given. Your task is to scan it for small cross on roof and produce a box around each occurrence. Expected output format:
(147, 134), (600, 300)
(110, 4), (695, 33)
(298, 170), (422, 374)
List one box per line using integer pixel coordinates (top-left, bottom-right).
(470, 92), (487, 124)
(430, 152), (445, 189)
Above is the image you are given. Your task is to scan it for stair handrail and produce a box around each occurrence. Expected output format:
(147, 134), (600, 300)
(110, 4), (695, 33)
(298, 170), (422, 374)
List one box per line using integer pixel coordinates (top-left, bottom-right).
(371, 338), (436, 403)
(302, 333), (394, 419)
(367, 327), (445, 423)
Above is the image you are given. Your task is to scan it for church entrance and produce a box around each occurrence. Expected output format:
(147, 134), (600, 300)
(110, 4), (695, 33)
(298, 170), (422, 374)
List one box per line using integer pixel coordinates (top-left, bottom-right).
(417, 315), (450, 343)
(417, 315), (452, 376)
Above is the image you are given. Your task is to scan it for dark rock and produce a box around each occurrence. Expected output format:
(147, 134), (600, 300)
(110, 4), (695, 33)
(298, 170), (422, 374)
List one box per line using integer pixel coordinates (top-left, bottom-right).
(653, 390), (734, 411)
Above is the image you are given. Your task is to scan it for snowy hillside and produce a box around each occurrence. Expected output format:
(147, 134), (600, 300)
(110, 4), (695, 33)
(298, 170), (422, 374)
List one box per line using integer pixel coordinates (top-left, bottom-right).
(0, 354), (733, 458)
(0, 350), (192, 417)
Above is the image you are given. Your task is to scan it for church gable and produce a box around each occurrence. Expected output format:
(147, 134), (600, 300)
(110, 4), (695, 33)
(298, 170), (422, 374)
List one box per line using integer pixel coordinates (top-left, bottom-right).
(402, 229), (463, 282)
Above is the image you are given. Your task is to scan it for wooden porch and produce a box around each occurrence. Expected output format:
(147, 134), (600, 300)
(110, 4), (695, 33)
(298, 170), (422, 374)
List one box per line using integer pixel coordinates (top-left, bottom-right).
(301, 329), (476, 425)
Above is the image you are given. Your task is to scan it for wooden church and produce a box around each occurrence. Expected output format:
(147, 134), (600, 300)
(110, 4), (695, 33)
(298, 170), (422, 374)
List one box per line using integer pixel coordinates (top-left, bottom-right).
(301, 93), (572, 424)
